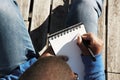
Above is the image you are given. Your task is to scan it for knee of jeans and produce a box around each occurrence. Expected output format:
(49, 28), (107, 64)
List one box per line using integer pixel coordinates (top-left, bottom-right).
(0, 0), (17, 18)
(73, 0), (102, 17)
(0, 6), (9, 15)
(81, 0), (102, 16)
(0, 6), (20, 25)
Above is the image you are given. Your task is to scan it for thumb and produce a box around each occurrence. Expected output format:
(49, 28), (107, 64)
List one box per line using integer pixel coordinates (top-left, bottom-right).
(77, 35), (82, 45)
(82, 35), (90, 41)
(77, 35), (90, 55)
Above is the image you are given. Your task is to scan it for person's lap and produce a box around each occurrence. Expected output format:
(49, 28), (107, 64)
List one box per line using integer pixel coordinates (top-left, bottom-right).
(0, 0), (103, 77)
(0, 0), (35, 76)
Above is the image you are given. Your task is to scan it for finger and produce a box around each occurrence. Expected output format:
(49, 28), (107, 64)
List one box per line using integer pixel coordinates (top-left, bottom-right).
(81, 35), (89, 40)
(77, 35), (82, 45)
(41, 52), (55, 57)
(82, 33), (95, 46)
(82, 33), (94, 40)
(77, 36), (90, 55)
(82, 33), (92, 41)
(43, 46), (55, 55)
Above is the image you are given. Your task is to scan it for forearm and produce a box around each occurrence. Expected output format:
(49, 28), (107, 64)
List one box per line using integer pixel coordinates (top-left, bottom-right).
(82, 54), (105, 80)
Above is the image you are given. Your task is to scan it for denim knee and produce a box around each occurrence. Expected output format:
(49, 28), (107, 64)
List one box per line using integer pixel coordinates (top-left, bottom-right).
(66, 0), (103, 35)
(71, 0), (103, 17)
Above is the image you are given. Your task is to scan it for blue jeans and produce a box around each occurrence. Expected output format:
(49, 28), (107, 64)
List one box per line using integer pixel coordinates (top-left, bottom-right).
(0, 0), (103, 76)
(66, 0), (103, 35)
(0, 0), (36, 75)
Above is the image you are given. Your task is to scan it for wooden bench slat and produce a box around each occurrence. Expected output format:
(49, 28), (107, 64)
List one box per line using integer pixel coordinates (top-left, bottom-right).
(30, 0), (51, 31)
(98, 0), (107, 68)
(17, 0), (31, 20)
(107, 0), (120, 72)
(108, 73), (120, 80)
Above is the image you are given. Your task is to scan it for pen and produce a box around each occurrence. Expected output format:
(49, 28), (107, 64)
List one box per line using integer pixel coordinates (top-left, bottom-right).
(82, 38), (96, 61)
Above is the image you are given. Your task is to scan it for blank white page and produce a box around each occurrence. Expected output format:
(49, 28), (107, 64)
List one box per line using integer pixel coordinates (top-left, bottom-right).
(49, 23), (86, 80)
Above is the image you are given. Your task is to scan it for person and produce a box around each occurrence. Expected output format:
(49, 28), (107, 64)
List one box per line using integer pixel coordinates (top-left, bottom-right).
(19, 33), (105, 80)
(0, 0), (104, 80)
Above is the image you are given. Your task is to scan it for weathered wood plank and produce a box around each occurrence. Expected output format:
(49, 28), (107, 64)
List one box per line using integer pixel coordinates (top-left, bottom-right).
(98, 0), (106, 68)
(108, 73), (120, 80)
(17, 0), (31, 20)
(30, 0), (51, 30)
(30, 0), (51, 52)
(49, 0), (69, 34)
(107, 0), (120, 72)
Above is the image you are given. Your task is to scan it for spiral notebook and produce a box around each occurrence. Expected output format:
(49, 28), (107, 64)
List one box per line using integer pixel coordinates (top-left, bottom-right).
(48, 23), (86, 80)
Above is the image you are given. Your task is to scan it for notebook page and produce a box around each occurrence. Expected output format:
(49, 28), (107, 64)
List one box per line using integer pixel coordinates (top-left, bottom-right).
(49, 24), (86, 80)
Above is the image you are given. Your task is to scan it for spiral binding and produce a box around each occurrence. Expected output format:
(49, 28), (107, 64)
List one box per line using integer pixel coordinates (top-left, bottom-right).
(48, 23), (83, 40)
